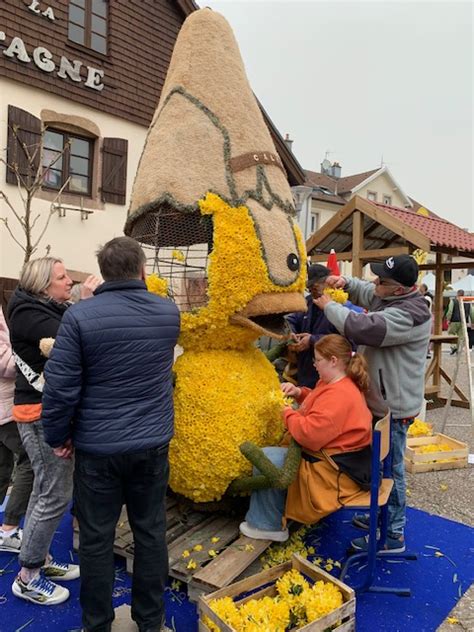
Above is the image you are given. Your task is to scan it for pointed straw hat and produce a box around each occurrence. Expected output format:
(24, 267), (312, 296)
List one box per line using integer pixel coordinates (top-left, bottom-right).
(125, 8), (304, 289)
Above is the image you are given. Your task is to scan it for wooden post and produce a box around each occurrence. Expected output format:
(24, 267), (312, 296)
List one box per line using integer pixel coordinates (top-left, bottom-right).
(351, 211), (364, 278)
(432, 252), (444, 392)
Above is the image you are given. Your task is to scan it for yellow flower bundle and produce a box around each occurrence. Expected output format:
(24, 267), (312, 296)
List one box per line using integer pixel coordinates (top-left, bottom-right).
(146, 273), (169, 298)
(408, 418), (433, 437)
(203, 569), (343, 631)
(414, 443), (453, 454)
(323, 287), (348, 304)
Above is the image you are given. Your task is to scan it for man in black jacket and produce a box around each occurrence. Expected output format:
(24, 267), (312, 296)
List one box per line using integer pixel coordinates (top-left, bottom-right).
(42, 237), (180, 632)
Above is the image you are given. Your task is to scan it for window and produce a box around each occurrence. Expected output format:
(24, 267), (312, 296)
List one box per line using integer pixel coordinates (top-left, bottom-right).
(310, 212), (320, 233)
(367, 191), (377, 202)
(383, 195), (392, 205)
(68, 0), (108, 54)
(42, 129), (93, 196)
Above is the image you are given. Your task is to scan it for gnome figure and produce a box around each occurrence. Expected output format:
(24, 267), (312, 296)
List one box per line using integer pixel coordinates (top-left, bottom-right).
(125, 9), (307, 503)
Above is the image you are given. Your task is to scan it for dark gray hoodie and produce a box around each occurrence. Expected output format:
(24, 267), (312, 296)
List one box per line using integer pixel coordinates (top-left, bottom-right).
(324, 277), (432, 419)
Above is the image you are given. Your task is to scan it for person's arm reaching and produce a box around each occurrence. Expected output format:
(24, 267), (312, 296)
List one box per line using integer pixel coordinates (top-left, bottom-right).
(42, 310), (83, 453)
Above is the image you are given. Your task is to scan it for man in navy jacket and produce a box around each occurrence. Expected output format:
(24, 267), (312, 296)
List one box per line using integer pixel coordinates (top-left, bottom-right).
(286, 264), (338, 388)
(42, 237), (180, 632)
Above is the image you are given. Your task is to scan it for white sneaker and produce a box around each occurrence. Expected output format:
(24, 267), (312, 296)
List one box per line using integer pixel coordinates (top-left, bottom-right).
(12, 574), (69, 605)
(0, 528), (22, 553)
(43, 559), (80, 581)
(239, 521), (289, 542)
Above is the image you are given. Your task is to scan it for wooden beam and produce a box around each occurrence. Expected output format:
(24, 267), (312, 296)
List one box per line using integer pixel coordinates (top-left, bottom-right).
(310, 245), (410, 263)
(310, 251), (353, 262)
(352, 211), (364, 277)
(359, 246), (410, 260)
(306, 197), (357, 253)
(418, 261), (474, 270)
(432, 252), (444, 394)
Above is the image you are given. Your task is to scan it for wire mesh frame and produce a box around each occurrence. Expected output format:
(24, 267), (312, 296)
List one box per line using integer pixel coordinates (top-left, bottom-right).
(130, 207), (213, 312)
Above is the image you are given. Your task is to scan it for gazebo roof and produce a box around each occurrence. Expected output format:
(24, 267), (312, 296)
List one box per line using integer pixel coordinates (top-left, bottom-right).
(306, 196), (474, 259)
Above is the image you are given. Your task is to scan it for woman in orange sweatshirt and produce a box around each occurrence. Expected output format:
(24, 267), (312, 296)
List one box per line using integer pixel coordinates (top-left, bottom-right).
(240, 334), (372, 542)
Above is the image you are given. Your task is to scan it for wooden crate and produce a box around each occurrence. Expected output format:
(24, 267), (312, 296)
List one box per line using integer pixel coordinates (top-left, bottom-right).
(198, 553), (355, 632)
(405, 433), (468, 473)
(73, 496), (272, 603)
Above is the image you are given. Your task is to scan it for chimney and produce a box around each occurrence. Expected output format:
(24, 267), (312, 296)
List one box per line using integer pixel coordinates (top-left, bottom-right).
(284, 133), (293, 152)
(331, 162), (342, 178)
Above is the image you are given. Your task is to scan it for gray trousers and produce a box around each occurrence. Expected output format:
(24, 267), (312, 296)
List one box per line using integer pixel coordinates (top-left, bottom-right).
(0, 421), (34, 525)
(17, 421), (73, 569)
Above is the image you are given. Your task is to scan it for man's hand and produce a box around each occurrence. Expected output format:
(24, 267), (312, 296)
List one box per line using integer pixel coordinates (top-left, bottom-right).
(313, 294), (332, 310)
(288, 332), (311, 352)
(281, 382), (302, 398)
(80, 275), (102, 299)
(53, 439), (74, 459)
(325, 275), (346, 289)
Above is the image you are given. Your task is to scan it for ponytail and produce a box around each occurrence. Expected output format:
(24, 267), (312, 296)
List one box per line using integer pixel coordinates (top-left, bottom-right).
(347, 353), (370, 392)
(314, 334), (370, 392)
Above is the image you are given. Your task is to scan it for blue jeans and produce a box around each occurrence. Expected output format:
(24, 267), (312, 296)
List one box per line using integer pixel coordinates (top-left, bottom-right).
(17, 421), (73, 568)
(387, 418), (410, 539)
(245, 447), (288, 531)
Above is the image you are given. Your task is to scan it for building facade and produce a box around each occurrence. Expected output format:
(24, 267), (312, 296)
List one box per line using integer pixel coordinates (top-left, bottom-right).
(1, 0), (201, 283)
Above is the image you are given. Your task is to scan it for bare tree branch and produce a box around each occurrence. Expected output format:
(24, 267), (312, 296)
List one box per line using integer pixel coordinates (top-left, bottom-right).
(0, 217), (26, 252)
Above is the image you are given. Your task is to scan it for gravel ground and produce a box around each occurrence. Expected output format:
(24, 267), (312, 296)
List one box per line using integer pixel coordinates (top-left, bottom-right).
(409, 348), (473, 632)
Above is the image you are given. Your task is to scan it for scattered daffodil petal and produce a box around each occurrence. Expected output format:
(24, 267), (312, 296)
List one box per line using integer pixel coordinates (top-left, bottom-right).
(181, 550), (190, 558)
(186, 559), (197, 570)
(211, 537), (220, 543)
(447, 616), (459, 624)
(208, 549), (218, 558)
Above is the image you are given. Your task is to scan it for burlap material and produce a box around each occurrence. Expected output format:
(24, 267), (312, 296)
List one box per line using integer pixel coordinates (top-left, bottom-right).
(125, 8), (295, 233)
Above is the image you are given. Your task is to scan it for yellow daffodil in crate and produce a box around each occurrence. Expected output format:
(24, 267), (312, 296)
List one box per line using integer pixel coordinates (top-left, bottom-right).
(405, 432), (468, 473)
(125, 9), (309, 504)
(199, 554), (355, 631)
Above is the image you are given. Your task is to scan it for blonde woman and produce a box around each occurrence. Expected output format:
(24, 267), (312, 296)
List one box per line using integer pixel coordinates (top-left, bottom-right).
(7, 258), (97, 605)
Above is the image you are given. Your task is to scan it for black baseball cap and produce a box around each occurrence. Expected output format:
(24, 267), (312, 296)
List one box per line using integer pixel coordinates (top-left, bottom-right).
(370, 255), (418, 287)
(307, 264), (331, 287)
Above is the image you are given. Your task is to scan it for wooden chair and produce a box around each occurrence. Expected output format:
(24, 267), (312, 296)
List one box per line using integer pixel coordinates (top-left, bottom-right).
(339, 412), (417, 596)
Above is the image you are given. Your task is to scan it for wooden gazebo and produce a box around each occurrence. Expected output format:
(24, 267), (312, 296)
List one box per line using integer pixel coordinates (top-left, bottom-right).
(306, 195), (474, 407)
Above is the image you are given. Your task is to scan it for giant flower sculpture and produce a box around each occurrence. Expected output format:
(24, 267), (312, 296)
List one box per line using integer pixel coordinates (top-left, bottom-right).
(125, 9), (307, 502)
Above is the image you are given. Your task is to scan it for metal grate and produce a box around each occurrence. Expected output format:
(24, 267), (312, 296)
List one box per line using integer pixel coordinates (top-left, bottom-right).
(130, 207), (213, 312)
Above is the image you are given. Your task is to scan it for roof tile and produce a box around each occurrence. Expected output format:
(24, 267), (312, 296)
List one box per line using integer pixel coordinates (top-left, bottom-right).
(376, 203), (474, 254)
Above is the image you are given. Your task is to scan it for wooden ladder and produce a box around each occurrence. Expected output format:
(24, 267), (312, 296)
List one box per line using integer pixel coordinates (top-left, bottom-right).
(441, 297), (474, 455)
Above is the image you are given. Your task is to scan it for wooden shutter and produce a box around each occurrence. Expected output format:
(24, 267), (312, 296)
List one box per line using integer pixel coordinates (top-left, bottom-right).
(6, 106), (42, 186)
(101, 138), (128, 205)
(0, 277), (18, 325)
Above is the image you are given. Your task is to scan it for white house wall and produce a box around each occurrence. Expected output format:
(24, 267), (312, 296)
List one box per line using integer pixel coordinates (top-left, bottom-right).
(1, 77), (146, 279)
(355, 172), (408, 207)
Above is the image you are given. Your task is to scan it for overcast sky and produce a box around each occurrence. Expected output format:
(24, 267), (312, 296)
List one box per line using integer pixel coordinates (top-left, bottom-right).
(200, 1), (473, 230)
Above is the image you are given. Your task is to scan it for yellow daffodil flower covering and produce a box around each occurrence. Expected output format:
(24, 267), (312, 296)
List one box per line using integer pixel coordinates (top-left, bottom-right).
(146, 273), (169, 298)
(203, 569), (343, 631)
(169, 193), (307, 502)
(323, 287), (348, 304)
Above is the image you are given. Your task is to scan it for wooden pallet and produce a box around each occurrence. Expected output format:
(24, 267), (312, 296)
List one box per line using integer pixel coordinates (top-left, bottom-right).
(73, 496), (272, 602)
